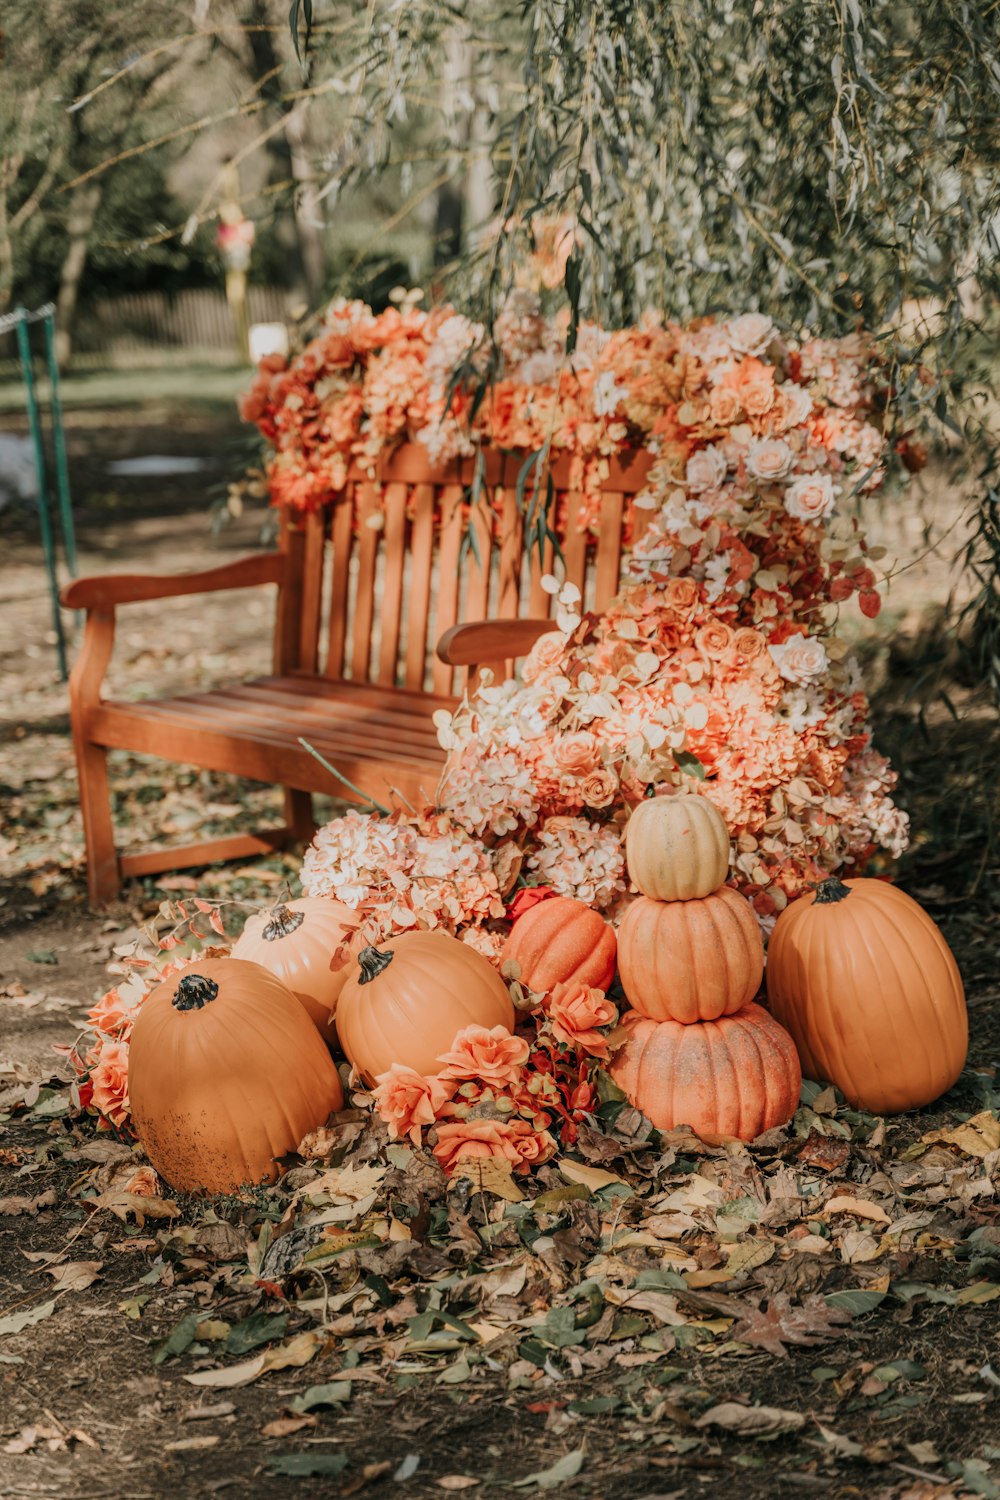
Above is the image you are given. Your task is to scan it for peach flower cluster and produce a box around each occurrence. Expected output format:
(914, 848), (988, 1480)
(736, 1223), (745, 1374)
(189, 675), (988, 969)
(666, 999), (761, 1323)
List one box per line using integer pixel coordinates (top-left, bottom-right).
(371, 995), (621, 1173)
(240, 298), (905, 552)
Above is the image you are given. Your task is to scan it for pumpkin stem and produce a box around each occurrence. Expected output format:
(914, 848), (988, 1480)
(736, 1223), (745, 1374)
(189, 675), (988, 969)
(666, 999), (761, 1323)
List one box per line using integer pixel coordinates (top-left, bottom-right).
(357, 945), (394, 984)
(172, 974), (220, 1011)
(814, 876), (853, 905)
(262, 904), (305, 942)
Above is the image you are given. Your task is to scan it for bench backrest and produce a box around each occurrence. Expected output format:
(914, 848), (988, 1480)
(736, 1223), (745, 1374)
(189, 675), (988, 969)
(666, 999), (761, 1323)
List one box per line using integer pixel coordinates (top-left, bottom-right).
(275, 444), (656, 695)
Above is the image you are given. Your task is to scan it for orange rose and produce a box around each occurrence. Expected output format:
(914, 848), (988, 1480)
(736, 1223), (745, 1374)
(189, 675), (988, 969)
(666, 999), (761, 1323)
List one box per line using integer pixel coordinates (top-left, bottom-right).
(431, 1117), (555, 1175)
(87, 986), (137, 1039)
(708, 386), (743, 426)
(547, 980), (618, 1056)
(740, 379), (776, 416)
(436, 1025), (530, 1089)
(522, 632), (566, 683)
(580, 769), (618, 809)
(554, 731), (599, 776)
(665, 577), (699, 614)
(733, 627), (768, 661)
(695, 621), (735, 660)
(371, 1064), (456, 1146)
(89, 1041), (130, 1128)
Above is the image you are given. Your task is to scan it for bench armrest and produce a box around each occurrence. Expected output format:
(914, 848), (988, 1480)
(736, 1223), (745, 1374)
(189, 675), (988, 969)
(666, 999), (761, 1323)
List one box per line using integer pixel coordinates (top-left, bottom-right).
(60, 552), (286, 611)
(436, 618), (559, 667)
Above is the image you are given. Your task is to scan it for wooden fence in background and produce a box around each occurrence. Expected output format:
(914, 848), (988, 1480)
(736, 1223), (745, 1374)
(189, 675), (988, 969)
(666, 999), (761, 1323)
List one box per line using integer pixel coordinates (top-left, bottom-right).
(0, 287), (290, 368)
(78, 286), (289, 356)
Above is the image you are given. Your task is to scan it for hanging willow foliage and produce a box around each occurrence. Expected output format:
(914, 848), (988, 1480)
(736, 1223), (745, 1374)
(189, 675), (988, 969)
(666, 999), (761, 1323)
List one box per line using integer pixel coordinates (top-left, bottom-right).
(298, 0), (1000, 692)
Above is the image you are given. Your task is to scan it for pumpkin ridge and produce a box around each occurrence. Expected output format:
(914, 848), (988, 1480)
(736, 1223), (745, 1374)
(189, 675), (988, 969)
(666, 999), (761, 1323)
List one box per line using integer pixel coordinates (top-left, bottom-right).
(742, 1008), (772, 1138)
(874, 890), (946, 1104)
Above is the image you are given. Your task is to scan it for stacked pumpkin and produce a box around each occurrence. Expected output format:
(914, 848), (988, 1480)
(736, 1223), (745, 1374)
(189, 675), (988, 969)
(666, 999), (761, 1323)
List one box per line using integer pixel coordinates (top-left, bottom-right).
(610, 795), (802, 1142)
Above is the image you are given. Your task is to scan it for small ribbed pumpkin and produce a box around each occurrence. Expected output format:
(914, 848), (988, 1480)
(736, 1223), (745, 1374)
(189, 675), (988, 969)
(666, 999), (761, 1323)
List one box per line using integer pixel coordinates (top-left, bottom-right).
(232, 896), (357, 1040)
(128, 958), (344, 1194)
(501, 895), (616, 994)
(609, 1004), (801, 1141)
(336, 931), (515, 1083)
(766, 876), (967, 1114)
(617, 885), (763, 1023)
(625, 794), (730, 901)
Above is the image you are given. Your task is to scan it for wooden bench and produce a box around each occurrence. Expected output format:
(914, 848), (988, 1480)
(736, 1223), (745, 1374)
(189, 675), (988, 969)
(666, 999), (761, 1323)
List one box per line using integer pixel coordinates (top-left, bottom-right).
(62, 445), (655, 904)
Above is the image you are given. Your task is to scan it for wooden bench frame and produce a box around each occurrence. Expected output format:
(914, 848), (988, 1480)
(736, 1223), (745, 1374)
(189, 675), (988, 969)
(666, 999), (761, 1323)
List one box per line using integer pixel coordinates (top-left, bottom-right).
(61, 446), (654, 905)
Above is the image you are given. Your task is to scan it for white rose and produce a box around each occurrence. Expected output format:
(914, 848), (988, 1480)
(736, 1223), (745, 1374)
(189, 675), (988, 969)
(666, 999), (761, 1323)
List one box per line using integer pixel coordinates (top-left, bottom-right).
(784, 473), (838, 523)
(685, 445), (728, 492)
(746, 437), (794, 483)
(727, 313), (776, 356)
(769, 636), (830, 685)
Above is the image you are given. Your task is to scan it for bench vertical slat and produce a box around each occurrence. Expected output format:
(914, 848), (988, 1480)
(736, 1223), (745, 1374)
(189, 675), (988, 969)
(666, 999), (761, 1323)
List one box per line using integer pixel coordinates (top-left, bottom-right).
(297, 509), (326, 674)
(431, 485), (465, 696)
(351, 482), (379, 681)
(274, 515), (306, 672)
(463, 497), (494, 622)
(527, 529), (555, 619)
(562, 490), (589, 601)
(326, 489), (355, 678)
(630, 498), (654, 549)
(594, 490), (624, 611)
(404, 484), (435, 690)
(377, 482), (408, 686)
(496, 484), (524, 619)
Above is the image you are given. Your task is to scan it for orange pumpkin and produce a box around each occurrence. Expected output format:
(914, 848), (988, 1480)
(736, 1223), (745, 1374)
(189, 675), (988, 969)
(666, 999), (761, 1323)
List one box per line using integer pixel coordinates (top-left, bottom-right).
(616, 886), (763, 1023)
(128, 958), (343, 1194)
(609, 1004), (801, 1141)
(502, 896), (616, 994)
(336, 931), (515, 1083)
(766, 876), (967, 1114)
(625, 793), (730, 901)
(232, 897), (358, 1040)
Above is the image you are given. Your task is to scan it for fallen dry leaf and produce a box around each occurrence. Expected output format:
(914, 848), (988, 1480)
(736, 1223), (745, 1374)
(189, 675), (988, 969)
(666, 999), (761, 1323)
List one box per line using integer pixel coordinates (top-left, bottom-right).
(261, 1414), (317, 1439)
(44, 1261), (102, 1294)
(0, 1189), (57, 1216)
(558, 1160), (628, 1192)
(823, 1194), (892, 1225)
(695, 1401), (806, 1436)
(183, 1329), (322, 1388)
(456, 1156), (524, 1202)
(437, 1480), (480, 1491)
(921, 1111), (1000, 1159)
(729, 1294), (851, 1357)
(164, 1435), (222, 1452)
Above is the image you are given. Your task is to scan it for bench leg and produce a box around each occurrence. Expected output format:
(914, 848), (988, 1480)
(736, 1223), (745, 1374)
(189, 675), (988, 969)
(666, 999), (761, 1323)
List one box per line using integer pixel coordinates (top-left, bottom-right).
(284, 788), (316, 843)
(75, 737), (121, 906)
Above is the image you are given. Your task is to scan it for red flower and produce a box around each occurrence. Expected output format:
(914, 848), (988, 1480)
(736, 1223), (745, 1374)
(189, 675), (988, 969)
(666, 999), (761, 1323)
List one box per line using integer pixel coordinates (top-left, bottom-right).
(507, 886), (559, 923)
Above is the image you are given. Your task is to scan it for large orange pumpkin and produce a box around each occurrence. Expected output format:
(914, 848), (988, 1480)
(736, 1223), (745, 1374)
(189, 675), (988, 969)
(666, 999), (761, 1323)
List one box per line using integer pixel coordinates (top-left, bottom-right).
(232, 897), (358, 1040)
(625, 794), (731, 901)
(766, 876), (967, 1114)
(609, 1004), (801, 1141)
(502, 896), (616, 994)
(616, 886), (763, 1023)
(336, 931), (516, 1083)
(128, 958), (344, 1193)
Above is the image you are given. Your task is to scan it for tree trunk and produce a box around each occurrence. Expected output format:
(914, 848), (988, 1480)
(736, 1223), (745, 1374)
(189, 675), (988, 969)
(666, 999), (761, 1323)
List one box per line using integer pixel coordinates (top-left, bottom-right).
(54, 181), (101, 367)
(432, 24), (495, 270)
(284, 103), (326, 307)
(245, 0), (321, 310)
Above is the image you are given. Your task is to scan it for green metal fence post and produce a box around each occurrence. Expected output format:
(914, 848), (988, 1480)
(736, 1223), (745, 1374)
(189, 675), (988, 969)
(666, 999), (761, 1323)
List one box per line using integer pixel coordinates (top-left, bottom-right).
(41, 309), (77, 579)
(15, 309), (68, 681)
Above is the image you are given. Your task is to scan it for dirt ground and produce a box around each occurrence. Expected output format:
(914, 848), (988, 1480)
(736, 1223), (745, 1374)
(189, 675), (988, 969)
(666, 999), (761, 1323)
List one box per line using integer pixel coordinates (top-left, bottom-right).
(2, 404), (999, 1500)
